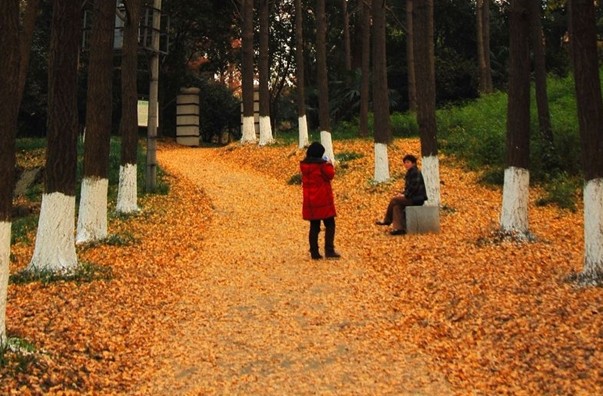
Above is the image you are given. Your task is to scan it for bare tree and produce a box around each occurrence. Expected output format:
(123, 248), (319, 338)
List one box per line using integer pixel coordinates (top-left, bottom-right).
(500, 0), (531, 235)
(241, 0), (257, 143)
(372, 0), (391, 182)
(259, 0), (274, 145)
(568, 0), (603, 284)
(27, 0), (82, 272)
(0, 0), (20, 344)
(295, 0), (309, 147)
(476, 0), (493, 94)
(406, 0), (417, 112)
(316, 0), (335, 160)
(116, 0), (143, 214)
(342, 0), (352, 74)
(77, 0), (116, 244)
(413, 0), (440, 206)
(359, 0), (371, 136)
(529, 0), (555, 158)
(17, 0), (42, 108)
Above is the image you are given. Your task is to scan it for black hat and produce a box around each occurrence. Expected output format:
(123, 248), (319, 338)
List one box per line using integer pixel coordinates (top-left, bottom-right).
(306, 141), (325, 159)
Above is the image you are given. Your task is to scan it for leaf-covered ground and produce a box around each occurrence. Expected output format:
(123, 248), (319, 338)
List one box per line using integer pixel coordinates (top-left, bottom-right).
(3, 137), (602, 394)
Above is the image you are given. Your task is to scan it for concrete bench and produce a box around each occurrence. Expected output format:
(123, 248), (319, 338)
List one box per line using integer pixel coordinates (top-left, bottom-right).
(406, 205), (440, 234)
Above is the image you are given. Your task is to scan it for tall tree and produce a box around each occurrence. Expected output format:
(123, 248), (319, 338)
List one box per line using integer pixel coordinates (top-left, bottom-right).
(413, 0), (440, 206)
(258, 0), (274, 146)
(342, 0), (352, 75)
(316, 0), (335, 160)
(116, 0), (143, 214)
(240, 0), (257, 143)
(372, 0), (390, 182)
(0, 0), (20, 344)
(17, 0), (42, 109)
(77, 0), (116, 244)
(476, 0), (494, 94)
(500, 0), (531, 235)
(568, 0), (603, 283)
(145, 0), (161, 191)
(295, 0), (309, 148)
(359, 0), (371, 136)
(406, 0), (417, 112)
(27, 0), (82, 272)
(529, 0), (555, 157)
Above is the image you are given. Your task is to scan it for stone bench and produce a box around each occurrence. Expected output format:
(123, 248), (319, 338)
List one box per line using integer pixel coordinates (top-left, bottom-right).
(406, 205), (440, 234)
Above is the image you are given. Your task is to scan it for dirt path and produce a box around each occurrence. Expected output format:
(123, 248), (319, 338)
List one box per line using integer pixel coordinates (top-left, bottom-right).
(138, 146), (452, 394)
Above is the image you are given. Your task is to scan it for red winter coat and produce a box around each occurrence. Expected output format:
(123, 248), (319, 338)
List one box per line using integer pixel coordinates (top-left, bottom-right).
(300, 159), (337, 220)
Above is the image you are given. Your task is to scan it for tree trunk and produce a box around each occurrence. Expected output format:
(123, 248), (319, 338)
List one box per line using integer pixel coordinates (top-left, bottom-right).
(406, 0), (417, 112)
(0, 0), (20, 344)
(316, 0), (334, 160)
(295, 0), (309, 148)
(17, 0), (42, 109)
(241, 0), (257, 143)
(500, 0), (531, 235)
(117, 0), (143, 214)
(482, 1), (493, 92)
(477, 0), (493, 95)
(342, 0), (352, 74)
(145, 0), (161, 191)
(372, 0), (390, 182)
(413, 0), (440, 206)
(529, 0), (555, 160)
(77, 0), (116, 244)
(259, 0), (274, 146)
(569, 0), (603, 281)
(359, 0), (371, 137)
(27, 0), (82, 272)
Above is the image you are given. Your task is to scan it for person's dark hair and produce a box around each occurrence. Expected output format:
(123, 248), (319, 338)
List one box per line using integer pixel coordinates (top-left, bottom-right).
(306, 141), (325, 159)
(403, 154), (417, 164)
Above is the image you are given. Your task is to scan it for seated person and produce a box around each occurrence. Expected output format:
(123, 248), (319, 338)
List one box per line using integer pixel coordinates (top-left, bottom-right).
(376, 154), (428, 235)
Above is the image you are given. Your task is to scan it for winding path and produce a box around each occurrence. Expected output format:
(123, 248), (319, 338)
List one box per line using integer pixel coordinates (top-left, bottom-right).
(139, 145), (452, 394)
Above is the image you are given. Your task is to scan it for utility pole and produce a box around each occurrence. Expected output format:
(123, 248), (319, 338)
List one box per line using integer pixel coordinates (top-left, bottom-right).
(146, 0), (161, 192)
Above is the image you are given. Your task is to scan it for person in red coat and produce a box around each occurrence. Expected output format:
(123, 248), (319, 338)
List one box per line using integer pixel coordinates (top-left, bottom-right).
(300, 142), (340, 260)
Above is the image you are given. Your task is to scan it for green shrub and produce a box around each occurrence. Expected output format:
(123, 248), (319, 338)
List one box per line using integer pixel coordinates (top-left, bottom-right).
(536, 172), (580, 212)
(288, 173), (302, 185)
(390, 112), (418, 137)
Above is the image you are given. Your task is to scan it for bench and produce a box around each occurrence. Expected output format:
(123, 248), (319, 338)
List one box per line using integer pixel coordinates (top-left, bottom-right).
(406, 205), (440, 234)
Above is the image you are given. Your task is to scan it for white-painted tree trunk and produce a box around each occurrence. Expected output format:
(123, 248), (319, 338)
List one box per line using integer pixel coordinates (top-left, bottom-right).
(0, 222), (9, 345)
(76, 177), (108, 244)
(259, 115), (275, 146)
(27, 192), (78, 272)
(422, 155), (441, 207)
(240, 116), (257, 144)
(298, 115), (309, 148)
(373, 142), (390, 183)
(116, 163), (139, 214)
(583, 178), (603, 275)
(320, 131), (335, 164)
(500, 166), (530, 233)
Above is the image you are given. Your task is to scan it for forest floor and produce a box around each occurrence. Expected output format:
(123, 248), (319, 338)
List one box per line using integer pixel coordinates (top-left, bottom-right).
(3, 137), (602, 395)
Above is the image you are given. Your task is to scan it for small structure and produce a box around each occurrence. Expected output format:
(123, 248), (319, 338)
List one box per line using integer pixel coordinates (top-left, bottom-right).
(406, 206), (440, 234)
(176, 87), (200, 146)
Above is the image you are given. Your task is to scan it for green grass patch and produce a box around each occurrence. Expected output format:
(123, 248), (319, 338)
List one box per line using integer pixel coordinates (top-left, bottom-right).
(10, 262), (113, 285)
(11, 215), (38, 244)
(287, 173), (302, 185)
(0, 337), (37, 372)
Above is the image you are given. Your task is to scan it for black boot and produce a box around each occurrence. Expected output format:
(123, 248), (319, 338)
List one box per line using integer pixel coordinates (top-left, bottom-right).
(324, 222), (341, 259)
(309, 222), (322, 260)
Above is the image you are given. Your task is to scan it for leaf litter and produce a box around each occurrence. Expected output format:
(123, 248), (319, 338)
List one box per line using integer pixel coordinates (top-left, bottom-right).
(2, 137), (601, 395)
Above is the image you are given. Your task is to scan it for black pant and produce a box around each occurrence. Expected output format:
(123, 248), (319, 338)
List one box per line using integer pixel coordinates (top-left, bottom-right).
(309, 217), (336, 254)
